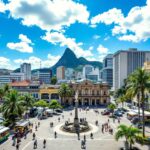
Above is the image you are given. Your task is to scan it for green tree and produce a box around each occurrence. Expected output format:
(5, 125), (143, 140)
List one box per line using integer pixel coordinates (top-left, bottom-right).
(34, 100), (48, 107)
(115, 124), (144, 150)
(20, 94), (35, 111)
(49, 99), (62, 110)
(51, 76), (57, 85)
(126, 68), (150, 137)
(117, 95), (126, 108)
(107, 103), (116, 116)
(3, 84), (10, 94)
(59, 83), (73, 105)
(2, 90), (24, 126)
(0, 88), (4, 101)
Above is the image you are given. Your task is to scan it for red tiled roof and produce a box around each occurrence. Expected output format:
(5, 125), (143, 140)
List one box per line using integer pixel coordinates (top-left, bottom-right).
(10, 80), (30, 87)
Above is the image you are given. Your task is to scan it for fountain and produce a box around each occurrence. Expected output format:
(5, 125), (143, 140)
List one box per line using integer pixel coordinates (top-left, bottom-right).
(61, 91), (91, 133)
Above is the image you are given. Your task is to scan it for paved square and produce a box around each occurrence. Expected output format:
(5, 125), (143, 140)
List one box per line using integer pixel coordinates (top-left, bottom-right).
(0, 108), (150, 150)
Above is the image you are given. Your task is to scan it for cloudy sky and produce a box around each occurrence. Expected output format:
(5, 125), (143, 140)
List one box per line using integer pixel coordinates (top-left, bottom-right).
(0, 0), (150, 70)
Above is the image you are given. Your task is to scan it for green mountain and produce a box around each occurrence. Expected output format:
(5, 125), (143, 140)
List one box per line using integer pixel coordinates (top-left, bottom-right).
(51, 48), (102, 74)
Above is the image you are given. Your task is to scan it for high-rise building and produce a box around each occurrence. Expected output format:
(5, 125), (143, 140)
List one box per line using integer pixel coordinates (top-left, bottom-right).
(33, 69), (52, 84)
(102, 54), (113, 87)
(113, 48), (150, 90)
(83, 65), (100, 81)
(56, 66), (65, 80)
(20, 63), (31, 80)
(82, 65), (94, 79)
(65, 68), (74, 80)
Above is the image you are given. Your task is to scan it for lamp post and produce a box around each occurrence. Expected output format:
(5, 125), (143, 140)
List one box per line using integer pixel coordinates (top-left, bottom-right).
(74, 91), (80, 131)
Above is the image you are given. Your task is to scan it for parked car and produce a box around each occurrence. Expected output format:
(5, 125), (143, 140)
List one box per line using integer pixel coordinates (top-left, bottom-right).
(114, 111), (123, 117)
(55, 109), (63, 113)
(101, 110), (110, 115)
(134, 123), (142, 129)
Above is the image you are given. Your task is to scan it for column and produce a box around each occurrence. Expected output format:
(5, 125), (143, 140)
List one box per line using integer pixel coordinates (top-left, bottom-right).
(49, 94), (51, 102)
(82, 98), (84, 106)
(95, 99), (97, 106)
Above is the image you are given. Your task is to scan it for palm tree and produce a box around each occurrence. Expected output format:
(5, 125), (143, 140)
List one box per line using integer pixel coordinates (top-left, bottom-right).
(0, 88), (4, 101)
(3, 84), (10, 94)
(107, 103), (116, 116)
(21, 94), (34, 111)
(2, 90), (24, 126)
(117, 95), (126, 108)
(115, 124), (143, 150)
(59, 83), (73, 105)
(126, 68), (150, 137)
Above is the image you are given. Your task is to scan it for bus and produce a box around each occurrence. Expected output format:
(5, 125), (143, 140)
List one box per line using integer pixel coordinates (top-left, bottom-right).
(0, 126), (10, 143)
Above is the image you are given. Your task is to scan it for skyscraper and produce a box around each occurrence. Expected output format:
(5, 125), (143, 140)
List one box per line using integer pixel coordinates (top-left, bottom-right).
(56, 66), (65, 80)
(20, 63), (31, 80)
(113, 48), (150, 90)
(102, 54), (113, 87)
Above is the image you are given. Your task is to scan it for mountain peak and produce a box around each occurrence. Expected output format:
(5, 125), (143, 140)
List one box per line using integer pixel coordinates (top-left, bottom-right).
(51, 48), (102, 74)
(62, 48), (77, 59)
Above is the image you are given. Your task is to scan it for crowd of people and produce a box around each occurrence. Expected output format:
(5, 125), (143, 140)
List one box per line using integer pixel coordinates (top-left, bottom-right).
(9, 108), (121, 150)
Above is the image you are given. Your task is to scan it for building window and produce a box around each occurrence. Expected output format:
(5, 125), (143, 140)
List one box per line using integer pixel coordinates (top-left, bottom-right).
(97, 91), (99, 95)
(104, 91), (106, 95)
(92, 90), (94, 95)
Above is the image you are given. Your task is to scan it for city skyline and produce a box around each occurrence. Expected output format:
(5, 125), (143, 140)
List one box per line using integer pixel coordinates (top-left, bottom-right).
(0, 0), (150, 70)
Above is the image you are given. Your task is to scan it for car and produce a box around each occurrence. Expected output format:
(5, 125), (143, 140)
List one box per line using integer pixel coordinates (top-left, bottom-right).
(55, 109), (63, 113)
(114, 111), (123, 117)
(134, 123), (142, 129)
(101, 110), (110, 115)
(131, 117), (142, 124)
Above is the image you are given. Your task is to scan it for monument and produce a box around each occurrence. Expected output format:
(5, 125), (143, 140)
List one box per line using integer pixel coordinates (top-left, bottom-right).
(61, 91), (91, 133)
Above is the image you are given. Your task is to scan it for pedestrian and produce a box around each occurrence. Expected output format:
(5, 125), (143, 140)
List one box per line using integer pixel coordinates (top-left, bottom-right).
(108, 119), (109, 123)
(118, 118), (120, 124)
(54, 131), (57, 138)
(35, 125), (37, 131)
(16, 143), (19, 150)
(33, 132), (36, 140)
(34, 139), (37, 149)
(58, 117), (60, 122)
(90, 133), (93, 139)
(83, 134), (86, 142)
(43, 139), (46, 148)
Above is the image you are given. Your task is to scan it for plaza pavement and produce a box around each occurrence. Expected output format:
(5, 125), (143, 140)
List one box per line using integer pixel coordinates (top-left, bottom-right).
(0, 108), (150, 150)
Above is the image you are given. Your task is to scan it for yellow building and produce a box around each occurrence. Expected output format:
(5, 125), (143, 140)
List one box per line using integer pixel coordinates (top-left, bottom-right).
(143, 61), (150, 72)
(39, 85), (60, 102)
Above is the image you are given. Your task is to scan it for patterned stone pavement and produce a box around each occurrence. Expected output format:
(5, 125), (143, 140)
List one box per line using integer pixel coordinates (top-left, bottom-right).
(0, 108), (150, 150)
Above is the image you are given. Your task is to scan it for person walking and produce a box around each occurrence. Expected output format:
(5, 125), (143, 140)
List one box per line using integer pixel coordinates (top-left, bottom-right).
(90, 133), (93, 139)
(33, 132), (36, 140)
(43, 139), (46, 148)
(16, 143), (19, 150)
(83, 135), (86, 142)
(54, 131), (57, 138)
(34, 139), (37, 149)
(35, 125), (38, 131)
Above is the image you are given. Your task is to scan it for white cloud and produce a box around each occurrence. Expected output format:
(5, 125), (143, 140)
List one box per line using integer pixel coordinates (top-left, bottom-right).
(91, 8), (124, 26)
(93, 35), (100, 39)
(97, 44), (109, 61)
(6, 0), (89, 31)
(41, 32), (93, 58)
(88, 46), (94, 51)
(0, 57), (12, 69)
(14, 54), (61, 69)
(7, 34), (33, 53)
(0, 0), (6, 12)
(91, 0), (150, 42)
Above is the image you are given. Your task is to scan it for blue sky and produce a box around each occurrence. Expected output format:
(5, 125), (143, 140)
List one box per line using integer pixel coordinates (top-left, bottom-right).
(0, 0), (150, 69)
